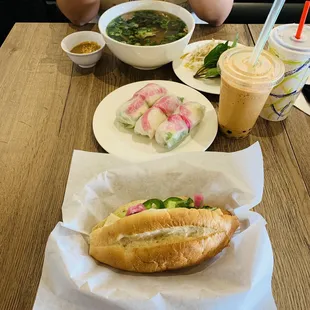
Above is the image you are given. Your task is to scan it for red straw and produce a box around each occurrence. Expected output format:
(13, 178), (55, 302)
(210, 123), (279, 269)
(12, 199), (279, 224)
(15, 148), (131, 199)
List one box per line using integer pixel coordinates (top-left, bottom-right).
(295, 1), (310, 39)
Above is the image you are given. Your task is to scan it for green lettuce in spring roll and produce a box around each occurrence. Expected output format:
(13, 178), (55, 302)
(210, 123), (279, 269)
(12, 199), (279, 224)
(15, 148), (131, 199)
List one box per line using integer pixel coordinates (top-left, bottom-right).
(155, 101), (205, 148)
(116, 95), (149, 128)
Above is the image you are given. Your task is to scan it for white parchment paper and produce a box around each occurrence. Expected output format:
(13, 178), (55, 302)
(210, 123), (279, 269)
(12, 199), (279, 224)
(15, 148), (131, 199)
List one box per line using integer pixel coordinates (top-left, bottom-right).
(33, 142), (276, 310)
(294, 77), (310, 116)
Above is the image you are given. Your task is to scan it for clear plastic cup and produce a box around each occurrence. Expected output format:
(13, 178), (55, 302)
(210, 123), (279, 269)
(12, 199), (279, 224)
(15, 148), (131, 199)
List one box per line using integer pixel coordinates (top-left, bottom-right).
(218, 47), (285, 138)
(260, 24), (310, 121)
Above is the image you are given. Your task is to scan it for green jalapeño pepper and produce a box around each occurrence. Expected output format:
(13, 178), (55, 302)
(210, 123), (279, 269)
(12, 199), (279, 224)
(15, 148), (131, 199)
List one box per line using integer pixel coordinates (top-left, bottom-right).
(164, 197), (194, 209)
(164, 197), (183, 209)
(143, 199), (165, 209)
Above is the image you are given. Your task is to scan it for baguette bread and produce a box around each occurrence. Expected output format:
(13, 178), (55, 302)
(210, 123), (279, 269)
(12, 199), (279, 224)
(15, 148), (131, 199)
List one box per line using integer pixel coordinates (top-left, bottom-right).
(89, 199), (239, 273)
(91, 200), (146, 231)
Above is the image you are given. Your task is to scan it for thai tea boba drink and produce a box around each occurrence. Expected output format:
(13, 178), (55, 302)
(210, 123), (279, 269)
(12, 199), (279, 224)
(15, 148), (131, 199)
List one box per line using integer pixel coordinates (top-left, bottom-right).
(217, 47), (285, 138)
(260, 24), (310, 121)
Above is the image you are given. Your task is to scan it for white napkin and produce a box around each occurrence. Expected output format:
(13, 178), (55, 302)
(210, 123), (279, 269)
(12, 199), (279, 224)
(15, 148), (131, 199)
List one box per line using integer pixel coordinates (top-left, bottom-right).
(294, 77), (310, 116)
(33, 143), (276, 310)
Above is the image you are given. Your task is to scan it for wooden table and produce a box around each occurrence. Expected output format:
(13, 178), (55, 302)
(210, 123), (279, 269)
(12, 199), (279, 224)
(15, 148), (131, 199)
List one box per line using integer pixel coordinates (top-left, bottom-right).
(0, 23), (309, 310)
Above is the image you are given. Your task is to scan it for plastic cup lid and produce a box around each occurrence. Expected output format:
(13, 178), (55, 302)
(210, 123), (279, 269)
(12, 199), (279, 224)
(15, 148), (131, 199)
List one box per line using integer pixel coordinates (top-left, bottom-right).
(218, 47), (285, 89)
(271, 24), (310, 53)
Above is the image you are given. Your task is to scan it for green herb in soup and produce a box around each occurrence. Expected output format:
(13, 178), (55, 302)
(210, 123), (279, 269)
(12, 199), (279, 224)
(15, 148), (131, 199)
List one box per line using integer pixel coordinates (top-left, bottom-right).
(107, 10), (188, 46)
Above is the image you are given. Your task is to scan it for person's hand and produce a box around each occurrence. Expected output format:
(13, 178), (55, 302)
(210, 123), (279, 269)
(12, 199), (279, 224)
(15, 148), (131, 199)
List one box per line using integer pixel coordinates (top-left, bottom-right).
(57, 0), (100, 25)
(189, 0), (234, 26)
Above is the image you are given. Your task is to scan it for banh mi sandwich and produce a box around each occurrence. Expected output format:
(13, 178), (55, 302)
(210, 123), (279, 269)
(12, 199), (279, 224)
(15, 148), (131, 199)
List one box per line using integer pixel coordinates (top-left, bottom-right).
(89, 195), (239, 273)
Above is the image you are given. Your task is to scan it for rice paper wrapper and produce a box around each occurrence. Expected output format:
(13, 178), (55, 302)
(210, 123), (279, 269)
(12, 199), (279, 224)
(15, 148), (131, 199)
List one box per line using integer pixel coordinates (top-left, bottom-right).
(34, 142), (276, 310)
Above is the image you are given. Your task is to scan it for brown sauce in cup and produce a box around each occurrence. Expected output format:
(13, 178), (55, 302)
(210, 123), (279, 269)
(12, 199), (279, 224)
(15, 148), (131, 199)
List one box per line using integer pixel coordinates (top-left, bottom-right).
(70, 41), (101, 54)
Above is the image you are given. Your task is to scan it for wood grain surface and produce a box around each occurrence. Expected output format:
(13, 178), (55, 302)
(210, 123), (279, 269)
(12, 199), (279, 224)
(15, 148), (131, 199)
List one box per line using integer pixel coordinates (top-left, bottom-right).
(0, 23), (309, 310)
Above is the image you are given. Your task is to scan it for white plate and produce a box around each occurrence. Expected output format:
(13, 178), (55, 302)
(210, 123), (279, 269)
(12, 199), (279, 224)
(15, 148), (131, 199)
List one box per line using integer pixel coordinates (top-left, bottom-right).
(173, 40), (245, 95)
(93, 80), (218, 162)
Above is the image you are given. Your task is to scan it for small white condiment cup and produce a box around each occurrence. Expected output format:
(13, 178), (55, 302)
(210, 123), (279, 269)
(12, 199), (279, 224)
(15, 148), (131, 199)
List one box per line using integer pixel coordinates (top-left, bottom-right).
(61, 31), (105, 68)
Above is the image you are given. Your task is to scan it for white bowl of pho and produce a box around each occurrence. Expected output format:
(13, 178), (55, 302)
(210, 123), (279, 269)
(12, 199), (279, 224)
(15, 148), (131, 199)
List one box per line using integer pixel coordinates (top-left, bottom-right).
(98, 1), (195, 70)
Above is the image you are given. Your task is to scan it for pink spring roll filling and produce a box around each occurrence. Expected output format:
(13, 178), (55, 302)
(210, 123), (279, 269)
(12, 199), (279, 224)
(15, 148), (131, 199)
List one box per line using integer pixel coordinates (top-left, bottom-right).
(141, 108), (152, 131)
(153, 95), (180, 116)
(178, 105), (193, 128)
(133, 83), (167, 103)
(179, 115), (191, 130)
(167, 115), (189, 131)
(126, 95), (147, 115)
(141, 95), (180, 132)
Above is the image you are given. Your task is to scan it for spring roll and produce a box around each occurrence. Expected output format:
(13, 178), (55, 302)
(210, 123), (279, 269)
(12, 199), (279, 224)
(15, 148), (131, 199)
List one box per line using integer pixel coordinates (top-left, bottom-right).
(153, 95), (181, 116)
(133, 83), (168, 106)
(116, 95), (149, 128)
(155, 115), (189, 149)
(155, 102), (205, 149)
(134, 108), (167, 139)
(134, 95), (181, 139)
(175, 101), (205, 128)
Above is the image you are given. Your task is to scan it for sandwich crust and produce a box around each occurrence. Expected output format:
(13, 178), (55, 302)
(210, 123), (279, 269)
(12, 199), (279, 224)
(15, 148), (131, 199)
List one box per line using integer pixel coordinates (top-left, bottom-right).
(89, 206), (239, 273)
(91, 200), (145, 231)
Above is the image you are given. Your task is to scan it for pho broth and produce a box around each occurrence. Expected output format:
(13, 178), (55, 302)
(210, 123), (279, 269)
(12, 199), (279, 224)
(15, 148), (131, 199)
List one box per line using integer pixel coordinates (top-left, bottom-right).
(107, 10), (188, 46)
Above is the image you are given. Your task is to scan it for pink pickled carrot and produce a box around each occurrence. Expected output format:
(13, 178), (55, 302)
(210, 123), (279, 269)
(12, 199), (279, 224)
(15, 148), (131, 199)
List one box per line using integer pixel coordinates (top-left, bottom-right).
(126, 204), (146, 216)
(194, 194), (204, 208)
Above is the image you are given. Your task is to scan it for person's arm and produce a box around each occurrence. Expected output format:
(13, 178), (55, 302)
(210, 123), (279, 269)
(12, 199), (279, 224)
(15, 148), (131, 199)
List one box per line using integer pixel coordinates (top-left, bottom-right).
(188, 0), (234, 26)
(56, 0), (100, 26)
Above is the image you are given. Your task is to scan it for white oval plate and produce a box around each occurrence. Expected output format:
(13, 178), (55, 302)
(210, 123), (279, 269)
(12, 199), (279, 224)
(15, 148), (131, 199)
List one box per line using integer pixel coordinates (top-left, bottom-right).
(173, 40), (245, 95)
(93, 80), (218, 162)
